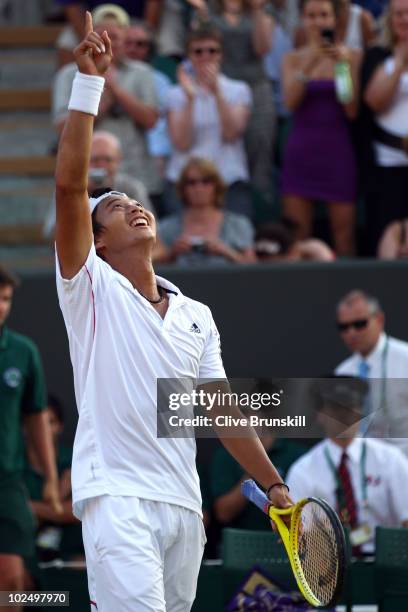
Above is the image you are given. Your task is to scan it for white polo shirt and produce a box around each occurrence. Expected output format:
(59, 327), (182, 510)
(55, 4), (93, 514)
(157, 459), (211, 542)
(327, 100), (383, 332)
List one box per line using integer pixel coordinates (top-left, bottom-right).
(56, 245), (226, 519)
(286, 437), (408, 552)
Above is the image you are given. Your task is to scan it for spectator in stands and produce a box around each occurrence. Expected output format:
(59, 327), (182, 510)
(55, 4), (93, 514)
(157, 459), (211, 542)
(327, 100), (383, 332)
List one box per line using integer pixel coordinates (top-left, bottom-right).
(124, 20), (173, 192)
(361, 0), (408, 253)
(88, 131), (154, 212)
(377, 219), (408, 259)
(165, 25), (253, 218)
(52, 5), (161, 198)
(281, 0), (361, 256)
(295, 0), (376, 49)
(0, 266), (60, 605)
(55, 1), (156, 66)
(145, 0), (189, 60)
(267, 0), (300, 41)
(263, 12), (293, 149)
(336, 0), (376, 49)
(287, 376), (408, 553)
(24, 395), (83, 560)
(335, 290), (408, 455)
(255, 221), (335, 261)
(157, 157), (255, 265)
(188, 0), (276, 206)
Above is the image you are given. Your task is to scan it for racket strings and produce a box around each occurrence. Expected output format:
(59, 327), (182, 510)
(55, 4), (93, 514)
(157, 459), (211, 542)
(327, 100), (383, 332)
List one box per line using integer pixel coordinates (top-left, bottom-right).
(297, 502), (339, 605)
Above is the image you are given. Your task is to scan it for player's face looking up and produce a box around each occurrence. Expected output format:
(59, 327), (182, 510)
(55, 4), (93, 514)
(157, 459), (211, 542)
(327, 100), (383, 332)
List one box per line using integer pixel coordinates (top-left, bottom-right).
(92, 195), (156, 259)
(0, 284), (13, 326)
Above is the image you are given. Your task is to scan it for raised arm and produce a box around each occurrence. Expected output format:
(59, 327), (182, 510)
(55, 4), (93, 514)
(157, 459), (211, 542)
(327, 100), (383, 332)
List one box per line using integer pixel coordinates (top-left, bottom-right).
(364, 46), (408, 113)
(282, 50), (321, 111)
(250, 0), (274, 56)
(55, 12), (112, 279)
(168, 65), (196, 151)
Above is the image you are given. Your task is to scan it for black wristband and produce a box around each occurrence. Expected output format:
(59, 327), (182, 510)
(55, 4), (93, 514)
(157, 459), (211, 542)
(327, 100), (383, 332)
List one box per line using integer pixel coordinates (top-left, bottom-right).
(266, 482), (290, 498)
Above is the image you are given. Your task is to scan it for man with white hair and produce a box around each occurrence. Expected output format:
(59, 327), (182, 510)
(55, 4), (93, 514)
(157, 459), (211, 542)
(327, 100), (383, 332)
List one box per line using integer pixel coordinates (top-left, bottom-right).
(335, 289), (408, 454)
(54, 12), (292, 612)
(89, 130), (154, 213)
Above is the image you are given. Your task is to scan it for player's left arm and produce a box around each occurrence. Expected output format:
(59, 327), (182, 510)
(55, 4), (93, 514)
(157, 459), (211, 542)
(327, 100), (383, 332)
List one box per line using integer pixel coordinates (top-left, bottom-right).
(214, 406), (293, 508)
(198, 311), (293, 509)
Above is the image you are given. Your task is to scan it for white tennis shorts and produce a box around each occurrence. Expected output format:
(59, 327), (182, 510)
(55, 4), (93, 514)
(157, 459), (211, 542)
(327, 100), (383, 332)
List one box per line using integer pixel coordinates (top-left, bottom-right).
(81, 495), (206, 612)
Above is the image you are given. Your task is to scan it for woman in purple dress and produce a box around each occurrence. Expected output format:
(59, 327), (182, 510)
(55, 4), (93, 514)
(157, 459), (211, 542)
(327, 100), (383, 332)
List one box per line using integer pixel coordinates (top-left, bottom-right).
(281, 0), (361, 256)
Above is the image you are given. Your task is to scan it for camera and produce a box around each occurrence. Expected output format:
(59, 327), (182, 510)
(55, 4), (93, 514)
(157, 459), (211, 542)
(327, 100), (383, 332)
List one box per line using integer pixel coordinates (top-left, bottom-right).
(189, 236), (207, 254)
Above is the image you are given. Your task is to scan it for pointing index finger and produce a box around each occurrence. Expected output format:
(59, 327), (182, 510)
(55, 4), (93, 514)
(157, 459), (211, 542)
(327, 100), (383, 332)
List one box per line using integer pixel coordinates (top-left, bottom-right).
(85, 10), (93, 36)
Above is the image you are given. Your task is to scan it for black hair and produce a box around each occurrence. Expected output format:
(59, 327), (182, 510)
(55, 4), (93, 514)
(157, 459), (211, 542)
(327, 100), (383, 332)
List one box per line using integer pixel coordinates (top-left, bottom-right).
(47, 393), (65, 424)
(89, 187), (112, 241)
(255, 222), (296, 256)
(0, 265), (20, 289)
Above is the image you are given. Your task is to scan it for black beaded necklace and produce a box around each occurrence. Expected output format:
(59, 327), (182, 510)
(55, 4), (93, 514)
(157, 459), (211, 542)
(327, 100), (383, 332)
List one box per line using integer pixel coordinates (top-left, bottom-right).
(138, 285), (165, 305)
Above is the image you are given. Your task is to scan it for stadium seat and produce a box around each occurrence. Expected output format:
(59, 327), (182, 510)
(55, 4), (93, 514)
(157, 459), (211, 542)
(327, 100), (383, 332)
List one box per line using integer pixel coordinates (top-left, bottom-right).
(375, 526), (408, 611)
(221, 528), (296, 590)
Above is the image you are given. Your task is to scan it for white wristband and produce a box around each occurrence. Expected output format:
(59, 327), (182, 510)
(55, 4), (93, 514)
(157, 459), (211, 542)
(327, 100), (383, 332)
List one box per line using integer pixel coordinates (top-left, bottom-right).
(68, 71), (105, 116)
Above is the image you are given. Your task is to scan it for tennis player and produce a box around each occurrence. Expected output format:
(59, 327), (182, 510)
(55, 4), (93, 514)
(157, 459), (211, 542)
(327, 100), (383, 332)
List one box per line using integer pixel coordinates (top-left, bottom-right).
(55, 12), (292, 612)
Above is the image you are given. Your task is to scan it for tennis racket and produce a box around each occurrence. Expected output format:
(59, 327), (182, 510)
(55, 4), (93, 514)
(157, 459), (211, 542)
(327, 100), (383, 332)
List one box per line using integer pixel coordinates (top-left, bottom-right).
(241, 479), (346, 608)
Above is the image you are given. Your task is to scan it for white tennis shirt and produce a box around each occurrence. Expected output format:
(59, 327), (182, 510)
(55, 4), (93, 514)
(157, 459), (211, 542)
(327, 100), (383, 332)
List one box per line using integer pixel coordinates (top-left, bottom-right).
(56, 245), (226, 519)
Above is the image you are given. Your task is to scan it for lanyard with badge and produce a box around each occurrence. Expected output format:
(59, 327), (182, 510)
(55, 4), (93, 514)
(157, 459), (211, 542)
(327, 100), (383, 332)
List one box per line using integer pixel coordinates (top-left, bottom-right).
(365, 337), (389, 434)
(324, 442), (373, 546)
(379, 335), (388, 416)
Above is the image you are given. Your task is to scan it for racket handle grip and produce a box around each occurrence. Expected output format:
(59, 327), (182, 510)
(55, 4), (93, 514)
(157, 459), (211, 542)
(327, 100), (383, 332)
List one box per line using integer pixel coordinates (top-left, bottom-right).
(241, 479), (270, 515)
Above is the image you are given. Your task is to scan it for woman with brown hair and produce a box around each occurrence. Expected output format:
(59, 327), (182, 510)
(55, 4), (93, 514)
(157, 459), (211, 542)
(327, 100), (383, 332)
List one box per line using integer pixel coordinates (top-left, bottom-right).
(158, 157), (255, 264)
(361, 0), (408, 252)
(280, 0), (361, 256)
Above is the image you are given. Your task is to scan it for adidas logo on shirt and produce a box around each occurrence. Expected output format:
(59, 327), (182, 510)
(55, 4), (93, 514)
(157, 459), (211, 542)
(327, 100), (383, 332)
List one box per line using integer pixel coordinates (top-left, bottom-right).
(189, 323), (201, 334)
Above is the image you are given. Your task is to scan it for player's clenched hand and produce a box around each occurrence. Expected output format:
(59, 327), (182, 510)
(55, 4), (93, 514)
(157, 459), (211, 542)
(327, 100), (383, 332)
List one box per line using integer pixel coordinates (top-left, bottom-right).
(73, 11), (112, 76)
(268, 485), (293, 530)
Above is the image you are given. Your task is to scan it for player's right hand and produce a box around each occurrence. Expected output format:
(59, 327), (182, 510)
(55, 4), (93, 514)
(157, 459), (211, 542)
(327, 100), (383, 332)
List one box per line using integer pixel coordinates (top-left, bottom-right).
(73, 11), (112, 77)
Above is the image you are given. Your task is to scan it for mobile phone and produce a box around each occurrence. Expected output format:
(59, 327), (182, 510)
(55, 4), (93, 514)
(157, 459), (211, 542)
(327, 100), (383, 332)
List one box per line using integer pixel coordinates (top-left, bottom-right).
(189, 236), (207, 254)
(321, 28), (335, 44)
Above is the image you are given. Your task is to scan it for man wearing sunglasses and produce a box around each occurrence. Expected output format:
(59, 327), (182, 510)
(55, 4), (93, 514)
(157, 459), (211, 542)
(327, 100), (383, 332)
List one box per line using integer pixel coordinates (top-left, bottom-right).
(335, 289), (408, 454)
(165, 24), (253, 218)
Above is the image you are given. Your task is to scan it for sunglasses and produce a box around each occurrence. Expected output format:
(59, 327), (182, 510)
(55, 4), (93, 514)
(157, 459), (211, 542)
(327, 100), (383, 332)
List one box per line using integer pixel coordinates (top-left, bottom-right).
(184, 177), (214, 186)
(191, 46), (221, 56)
(337, 319), (370, 332)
